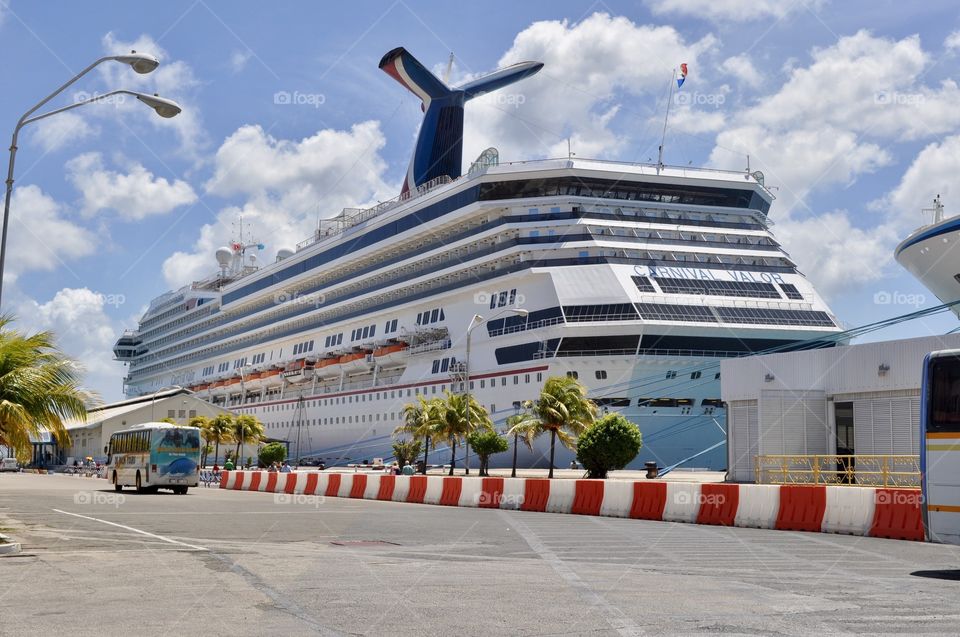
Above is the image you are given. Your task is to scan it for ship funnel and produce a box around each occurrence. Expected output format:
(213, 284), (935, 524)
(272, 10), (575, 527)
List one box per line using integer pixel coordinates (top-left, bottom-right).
(379, 47), (542, 196)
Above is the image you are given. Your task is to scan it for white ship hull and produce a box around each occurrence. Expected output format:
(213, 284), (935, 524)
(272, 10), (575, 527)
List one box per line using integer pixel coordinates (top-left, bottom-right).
(896, 216), (960, 316)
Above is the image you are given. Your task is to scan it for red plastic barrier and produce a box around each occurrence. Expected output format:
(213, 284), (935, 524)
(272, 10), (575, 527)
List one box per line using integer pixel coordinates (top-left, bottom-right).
(303, 473), (319, 496)
(265, 472), (279, 493)
(775, 485), (827, 532)
(571, 480), (604, 516)
(439, 477), (462, 506)
(248, 472), (262, 492)
(284, 473), (298, 494)
(231, 471), (245, 490)
(219, 470), (230, 489)
(629, 482), (667, 520)
(350, 474), (368, 498)
(407, 475), (428, 503)
(521, 479), (551, 512)
(325, 473), (342, 497)
(697, 483), (740, 526)
(377, 475), (396, 500)
(870, 488), (924, 541)
(479, 477), (504, 508)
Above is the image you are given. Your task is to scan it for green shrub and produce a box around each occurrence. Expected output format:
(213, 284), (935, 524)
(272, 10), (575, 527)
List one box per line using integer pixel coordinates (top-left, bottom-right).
(466, 430), (509, 476)
(575, 414), (642, 479)
(258, 442), (286, 467)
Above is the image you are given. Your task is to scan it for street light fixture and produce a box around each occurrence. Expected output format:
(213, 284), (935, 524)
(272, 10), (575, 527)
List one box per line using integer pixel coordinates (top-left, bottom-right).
(0, 52), (180, 307)
(464, 307), (528, 475)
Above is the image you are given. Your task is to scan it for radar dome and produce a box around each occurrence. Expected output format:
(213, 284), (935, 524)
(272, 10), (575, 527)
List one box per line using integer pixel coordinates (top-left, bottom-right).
(276, 248), (294, 261)
(215, 246), (233, 268)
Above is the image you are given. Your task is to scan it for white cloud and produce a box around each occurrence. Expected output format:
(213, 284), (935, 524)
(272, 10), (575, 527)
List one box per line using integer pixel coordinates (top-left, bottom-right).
(16, 287), (124, 401)
(99, 32), (208, 158)
(29, 111), (97, 153)
(5, 185), (96, 282)
(461, 13), (719, 165)
(646, 0), (827, 22)
(880, 134), (960, 229)
(163, 121), (393, 288)
(772, 211), (898, 298)
(720, 54), (763, 88)
(66, 152), (197, 220)
(230, 50), (252, 73)
(710, 31), (959, 214)
(945, 30), (960, 52)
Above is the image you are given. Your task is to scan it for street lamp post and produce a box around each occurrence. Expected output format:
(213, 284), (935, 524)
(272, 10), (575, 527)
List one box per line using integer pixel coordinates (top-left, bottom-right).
(464, 308), (528, 475)
(1, 51), (181, 307)
(511, 401), (522, 478)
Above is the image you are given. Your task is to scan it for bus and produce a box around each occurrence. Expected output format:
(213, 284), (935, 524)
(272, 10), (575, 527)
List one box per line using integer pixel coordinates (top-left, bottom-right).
(105, 422), (201, 494)
(921, 350), (960, 545)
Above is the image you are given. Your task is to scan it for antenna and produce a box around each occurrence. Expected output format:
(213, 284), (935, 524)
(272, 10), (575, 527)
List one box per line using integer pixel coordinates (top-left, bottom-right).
(657, 68), (677, 175)
(923, 194), (945, 225)
(443, 52), (454, 83)
(567, 138), (575, 159)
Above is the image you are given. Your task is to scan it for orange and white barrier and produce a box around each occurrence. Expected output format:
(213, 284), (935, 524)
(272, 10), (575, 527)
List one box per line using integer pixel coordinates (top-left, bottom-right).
(218, 471), (926, 541)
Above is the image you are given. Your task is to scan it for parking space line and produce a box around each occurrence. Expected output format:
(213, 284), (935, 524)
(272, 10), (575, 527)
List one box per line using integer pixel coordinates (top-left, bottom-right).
(52, 509), (208, 551)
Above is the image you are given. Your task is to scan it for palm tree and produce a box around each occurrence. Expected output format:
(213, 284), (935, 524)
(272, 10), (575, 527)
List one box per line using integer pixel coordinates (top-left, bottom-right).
(189, 415), (211, 466)
(232, 414), (264, 468)
(438, 391), (493, 476)
(505, 403), (539, 478)
(207, 413), (234, 466)
(0, 317), (94, 462)
(529, 376), (597, 478)
(396, 396), (442, 474)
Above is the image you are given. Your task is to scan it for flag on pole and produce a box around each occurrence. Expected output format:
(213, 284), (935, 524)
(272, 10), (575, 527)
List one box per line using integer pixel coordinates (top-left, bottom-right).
(677, 63), (688, 88)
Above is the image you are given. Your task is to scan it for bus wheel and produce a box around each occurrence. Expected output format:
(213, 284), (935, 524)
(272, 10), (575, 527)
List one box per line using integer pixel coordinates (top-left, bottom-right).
(135, 472), (142, 493)
(113, 472), (121, 492)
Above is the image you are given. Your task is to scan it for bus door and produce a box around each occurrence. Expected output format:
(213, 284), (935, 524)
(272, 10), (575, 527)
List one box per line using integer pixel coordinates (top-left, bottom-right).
(922, 351), (960, 545)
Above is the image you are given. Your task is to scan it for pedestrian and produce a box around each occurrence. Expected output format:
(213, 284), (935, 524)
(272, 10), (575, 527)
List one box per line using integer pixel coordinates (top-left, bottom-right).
(280, 461), (292, 473)
(224, 458), (235, 471)
(401, 462), (414, 476)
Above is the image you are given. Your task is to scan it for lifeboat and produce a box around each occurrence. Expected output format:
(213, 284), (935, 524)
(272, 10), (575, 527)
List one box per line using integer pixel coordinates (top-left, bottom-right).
(283, 359), (314, 383)
(260, 368), (283, 385)
(373, 342), (408, 366)
(339, 351), (371, 372)
(315, 357), (342, 378)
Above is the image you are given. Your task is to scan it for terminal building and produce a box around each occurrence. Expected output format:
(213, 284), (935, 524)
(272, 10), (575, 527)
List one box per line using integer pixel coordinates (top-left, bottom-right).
(720, 333), (960, 482)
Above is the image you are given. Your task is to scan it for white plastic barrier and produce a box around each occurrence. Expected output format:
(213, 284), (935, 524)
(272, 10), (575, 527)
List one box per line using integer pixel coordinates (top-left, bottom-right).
(392, 475), (411, 502)
(255, 471), (269, 492)
(337, 474), (356, 498)
(458, 477), (483, 507)
(364, 474), (382, 499)
(734, 484), (780, 529)
(313, 472), (330, 496)
(663, 482), (701, 523)
(289, 473), (307, 494)
(235, 471), (252, 491)
(822, 486), (876, 535)
(422, 476), (445, 505)
(546, 479), (576, 514)
(500, 478), (526, 510)
(222, 471), (239, 489)
(599, 480), (635, 518)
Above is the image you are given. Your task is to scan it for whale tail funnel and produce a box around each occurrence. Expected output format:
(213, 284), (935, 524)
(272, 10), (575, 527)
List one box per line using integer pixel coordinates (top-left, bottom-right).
(379, 47), (543, 195)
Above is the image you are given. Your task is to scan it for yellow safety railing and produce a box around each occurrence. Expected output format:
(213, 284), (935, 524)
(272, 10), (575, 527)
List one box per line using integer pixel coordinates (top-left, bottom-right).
(754, 455), (920, 488)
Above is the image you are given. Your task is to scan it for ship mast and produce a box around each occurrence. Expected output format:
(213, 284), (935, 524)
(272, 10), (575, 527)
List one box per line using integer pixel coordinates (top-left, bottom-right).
(657, 68), (677, 175)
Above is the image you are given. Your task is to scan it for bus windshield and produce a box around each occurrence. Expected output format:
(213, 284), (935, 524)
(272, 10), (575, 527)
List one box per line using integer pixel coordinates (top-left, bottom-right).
(929, 357), (960, 432)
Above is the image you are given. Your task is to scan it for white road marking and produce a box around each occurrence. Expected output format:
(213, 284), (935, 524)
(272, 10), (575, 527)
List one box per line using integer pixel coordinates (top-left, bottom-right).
(52, 509), (207, 551)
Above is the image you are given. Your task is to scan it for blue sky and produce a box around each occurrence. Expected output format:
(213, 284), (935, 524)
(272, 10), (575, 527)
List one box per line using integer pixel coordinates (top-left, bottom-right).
(2, 0), (959, 401)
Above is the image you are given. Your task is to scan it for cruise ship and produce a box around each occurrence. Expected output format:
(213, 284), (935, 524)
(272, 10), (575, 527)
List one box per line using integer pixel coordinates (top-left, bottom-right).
(895, 195), (960, 316)
(114, 47), (844, 470)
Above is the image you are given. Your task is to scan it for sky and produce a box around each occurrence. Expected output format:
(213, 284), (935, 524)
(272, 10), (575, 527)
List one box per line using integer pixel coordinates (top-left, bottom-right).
(1, 0), (959, 402)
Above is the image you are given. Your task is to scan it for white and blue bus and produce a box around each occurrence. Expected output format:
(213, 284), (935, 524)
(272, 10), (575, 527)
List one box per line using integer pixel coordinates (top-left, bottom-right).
(921, 350), (960, 545)
(105, 422), (200, 494)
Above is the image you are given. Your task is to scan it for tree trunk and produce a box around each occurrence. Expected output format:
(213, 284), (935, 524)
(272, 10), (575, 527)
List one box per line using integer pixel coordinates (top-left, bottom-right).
(511, 434), (518, 478)
(422, 437), (430, 474)
(548, 429), (556, 479)
(449, 438), (456, 476)
(214, 441), (220, 465)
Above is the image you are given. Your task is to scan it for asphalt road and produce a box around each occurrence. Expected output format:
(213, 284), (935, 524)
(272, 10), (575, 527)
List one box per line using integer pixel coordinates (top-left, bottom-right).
(2, 473), (960, 636)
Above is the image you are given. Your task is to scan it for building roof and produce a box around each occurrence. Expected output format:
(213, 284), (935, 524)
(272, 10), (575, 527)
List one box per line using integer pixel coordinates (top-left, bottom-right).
(63, 388), (194, 430)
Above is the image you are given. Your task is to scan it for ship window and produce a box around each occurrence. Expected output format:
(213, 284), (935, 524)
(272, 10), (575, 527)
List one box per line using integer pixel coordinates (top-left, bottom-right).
(441, 358), (450, 373)
(550, 206), (561, 213)
(655, 277), (780, 299)
(666, 371), (677, 379)
(566, 371), (579, 379)
(779, 283), (803, 300)
(702, 399), (724, 407)
(691, 371), (702, 379)
(631, 276), (657, 293)
(430, 309), (439, 323)
(530, 230), (540, 238)
(713, 306), (834, 327)
(498, 291), (508, 307)
(636, 303), (718, 323)
(537, 372), (542, 382)
(528, 207), (539, 214)
(489, 294), (496, 309)
(596, 370), (607, 380)
(370, 325), (375, 337)
(432, 360), (440, 374)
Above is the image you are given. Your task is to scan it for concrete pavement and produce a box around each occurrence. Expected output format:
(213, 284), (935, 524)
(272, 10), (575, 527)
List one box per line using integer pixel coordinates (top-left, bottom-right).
(2, 472), (960, 635)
